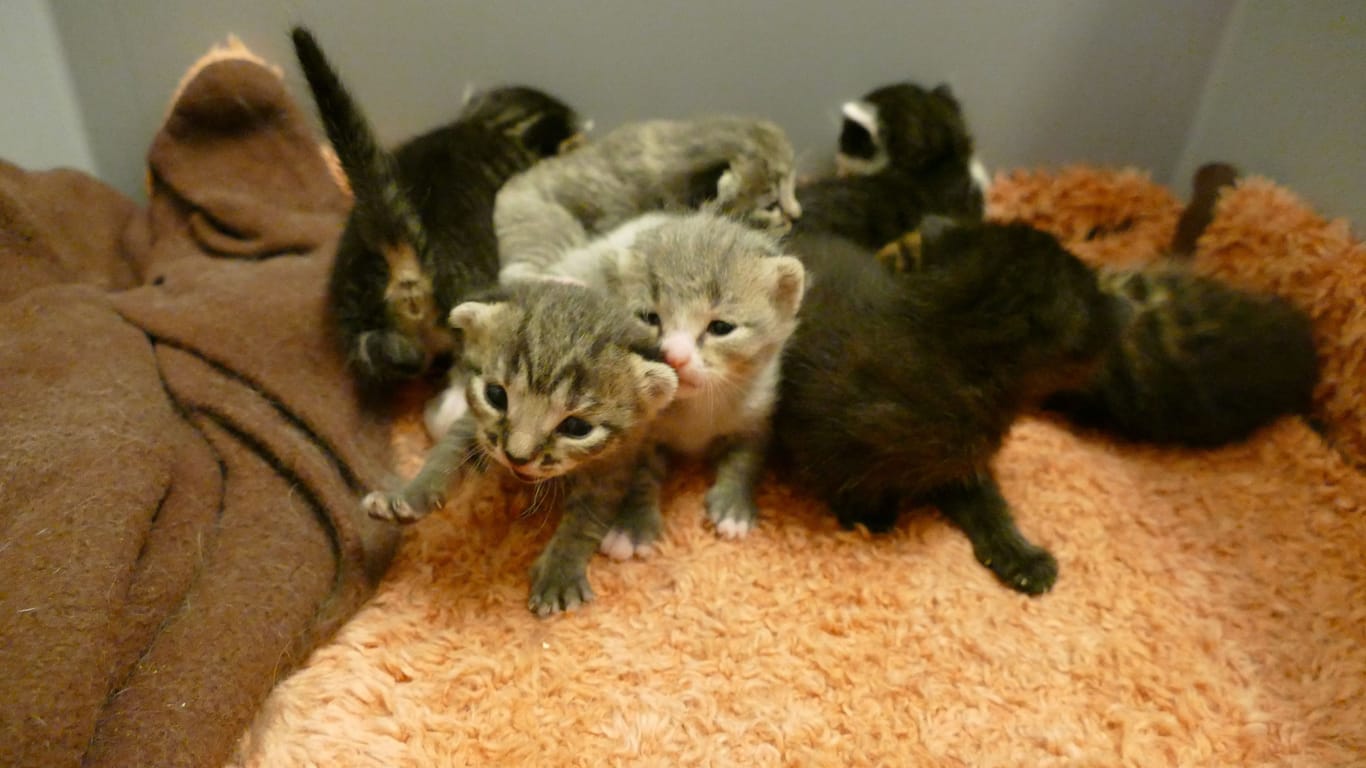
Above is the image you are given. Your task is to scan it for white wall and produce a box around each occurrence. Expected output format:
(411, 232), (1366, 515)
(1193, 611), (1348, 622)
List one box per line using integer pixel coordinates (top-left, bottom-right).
(0, 0), (94, 176)
(43, 0), (1232, 200)
(1176, 0), (1365, 228)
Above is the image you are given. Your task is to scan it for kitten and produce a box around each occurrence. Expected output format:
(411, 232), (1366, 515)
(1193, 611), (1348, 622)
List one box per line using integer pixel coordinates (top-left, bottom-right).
(1042, 266), (1319, 446)
(544, 212), (805, 553)
(291, 27), (585, 387)
(362, 281), (678, 616)
(772, 222), (1117, 595)
(495, 116), (802, 285)
(793, 82), (988, 251)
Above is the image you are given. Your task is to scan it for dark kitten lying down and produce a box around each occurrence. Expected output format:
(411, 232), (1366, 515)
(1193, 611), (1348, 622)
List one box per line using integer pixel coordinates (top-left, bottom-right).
(1043, 265), (1318, 446)
(773, 223), (1117, 594)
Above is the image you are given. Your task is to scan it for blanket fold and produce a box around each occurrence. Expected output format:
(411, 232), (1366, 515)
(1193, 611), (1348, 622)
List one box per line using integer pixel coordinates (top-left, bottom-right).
(0, 44), (398, 768)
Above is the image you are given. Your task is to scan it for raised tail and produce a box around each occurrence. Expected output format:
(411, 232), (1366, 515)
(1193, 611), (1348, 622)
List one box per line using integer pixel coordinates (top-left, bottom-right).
(290, 26), (423, 253)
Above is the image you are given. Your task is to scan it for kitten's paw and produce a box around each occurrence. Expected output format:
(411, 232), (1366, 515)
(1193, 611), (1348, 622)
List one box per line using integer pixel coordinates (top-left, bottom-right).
(980, 542), (1058, 596)
(705, 485), (758, 540)
(527, 559), (595, 617)
(600, 502), (663, 560)
(599, 529), (656, 561)
(355, 331), (426, 380)
(361, 489), (442, 525)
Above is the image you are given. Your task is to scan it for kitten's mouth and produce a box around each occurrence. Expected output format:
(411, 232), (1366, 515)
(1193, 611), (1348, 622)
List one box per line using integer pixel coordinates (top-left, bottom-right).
(673, 369), (706, 398)
(509, 467), (541, 484)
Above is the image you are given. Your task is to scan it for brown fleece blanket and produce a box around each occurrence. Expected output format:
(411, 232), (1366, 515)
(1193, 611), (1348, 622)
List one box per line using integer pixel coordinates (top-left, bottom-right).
(0, 44), (397, 768)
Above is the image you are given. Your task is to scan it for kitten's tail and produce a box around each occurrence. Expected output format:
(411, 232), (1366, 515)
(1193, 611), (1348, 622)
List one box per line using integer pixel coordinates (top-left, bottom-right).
(290, 26), (424, 254)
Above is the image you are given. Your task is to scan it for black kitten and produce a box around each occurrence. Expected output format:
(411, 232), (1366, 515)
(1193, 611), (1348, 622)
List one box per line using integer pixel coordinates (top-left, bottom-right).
(1042, 266), (1318, 446)
(291, 27), (585, 386)
(793, 82), (988, 250)
(773, 223), (1117, 594)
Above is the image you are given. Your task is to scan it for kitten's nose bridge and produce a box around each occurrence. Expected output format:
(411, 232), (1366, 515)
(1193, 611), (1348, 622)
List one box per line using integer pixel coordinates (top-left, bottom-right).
(504, 432), (538, 466)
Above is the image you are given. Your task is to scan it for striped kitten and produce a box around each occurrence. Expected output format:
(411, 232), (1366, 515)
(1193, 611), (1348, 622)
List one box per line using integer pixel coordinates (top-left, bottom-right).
(495, 116), (802, 285)
(545, 212), (805, 552)
(291, 27), (585, 387)
(363, 282), (677, 616)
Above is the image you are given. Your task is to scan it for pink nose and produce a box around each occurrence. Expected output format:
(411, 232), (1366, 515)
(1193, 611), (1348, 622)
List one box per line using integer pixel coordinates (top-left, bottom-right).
(661, 333), (694, 370)
(664, 346), (692, 369)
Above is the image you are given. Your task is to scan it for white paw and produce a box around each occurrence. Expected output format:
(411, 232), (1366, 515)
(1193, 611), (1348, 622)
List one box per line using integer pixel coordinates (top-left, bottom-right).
(599, 529), (655, 561)
(714, 516), (753, 540)
(361, 491), (423, 524)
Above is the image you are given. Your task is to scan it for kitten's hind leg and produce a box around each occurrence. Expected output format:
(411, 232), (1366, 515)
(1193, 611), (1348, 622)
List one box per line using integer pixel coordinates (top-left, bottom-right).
(704, 436), (766, 539)
(925, 473), (1058, 595)
(364, 414), (478, 524)
(600, 446), (667, 560)
(354, 329), (427, 381)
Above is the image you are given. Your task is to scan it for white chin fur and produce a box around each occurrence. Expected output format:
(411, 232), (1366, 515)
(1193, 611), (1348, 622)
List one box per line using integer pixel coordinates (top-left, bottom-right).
(423, 382), (468, 440)
(835, 151), (889, 178)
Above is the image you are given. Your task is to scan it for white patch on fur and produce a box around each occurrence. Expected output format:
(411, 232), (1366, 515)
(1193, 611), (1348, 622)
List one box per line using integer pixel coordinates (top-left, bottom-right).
(714, 516), (752, 539)
(969, 155), (992, 196)
(835, 100), (889, 177)
(840, 100), (879, 139)
(423, 378), (468, 440)
(599, 529), (654, 560)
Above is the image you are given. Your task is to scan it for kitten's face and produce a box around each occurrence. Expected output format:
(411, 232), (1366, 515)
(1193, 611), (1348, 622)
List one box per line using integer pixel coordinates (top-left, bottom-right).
(711, 124), (802, 234)
(617, 215), (805, 400)
(450, 284), (676, 482)
(835, 82), (983, 186)
(460, 85), (589, 159)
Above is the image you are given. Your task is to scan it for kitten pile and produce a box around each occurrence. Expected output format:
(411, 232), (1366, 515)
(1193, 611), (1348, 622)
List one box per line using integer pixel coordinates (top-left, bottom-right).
(292, 27), (1319, 615)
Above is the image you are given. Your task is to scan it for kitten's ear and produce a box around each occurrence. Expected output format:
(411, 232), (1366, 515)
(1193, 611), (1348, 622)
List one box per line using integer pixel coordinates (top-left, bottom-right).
(631, 357), (678, 416)
(765, 255), (806, 318)
(448, 301), (504, 346)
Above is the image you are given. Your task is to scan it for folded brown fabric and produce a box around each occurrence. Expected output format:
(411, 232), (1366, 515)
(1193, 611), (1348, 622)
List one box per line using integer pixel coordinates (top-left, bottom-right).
(0, 42), (398, 768)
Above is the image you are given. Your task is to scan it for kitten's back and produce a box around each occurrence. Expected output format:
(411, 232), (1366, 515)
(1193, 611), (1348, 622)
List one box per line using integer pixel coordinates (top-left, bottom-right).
(1044, 267), (1319, 446)
(776, 224), (1113, 497)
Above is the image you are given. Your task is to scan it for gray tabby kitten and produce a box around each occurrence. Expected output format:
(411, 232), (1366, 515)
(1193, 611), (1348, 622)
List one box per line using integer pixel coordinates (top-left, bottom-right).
(495, 116), (802, 285)
(546, 212), (805, 554)
(363, 282), (678, 616)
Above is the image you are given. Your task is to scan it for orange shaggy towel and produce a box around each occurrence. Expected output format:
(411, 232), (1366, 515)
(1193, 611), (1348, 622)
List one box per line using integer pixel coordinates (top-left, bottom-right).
(227, 162), (1365, 766)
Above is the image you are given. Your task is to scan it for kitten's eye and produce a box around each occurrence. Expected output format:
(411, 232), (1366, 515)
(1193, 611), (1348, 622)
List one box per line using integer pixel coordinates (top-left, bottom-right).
(484, 383), (508, 410)
(707, 320), (736, 336)
(556, 416), (593, 438)
(638, 311), (661, 327)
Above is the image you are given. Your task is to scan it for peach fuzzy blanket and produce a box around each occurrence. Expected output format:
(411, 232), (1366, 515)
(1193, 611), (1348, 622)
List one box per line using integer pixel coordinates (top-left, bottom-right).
(233, 174), (1365, 763)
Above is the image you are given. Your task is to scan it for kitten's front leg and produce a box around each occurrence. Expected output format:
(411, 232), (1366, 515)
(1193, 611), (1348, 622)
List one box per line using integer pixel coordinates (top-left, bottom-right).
(528, 478), (623, 616)
(363, 414), (478, 524)
(704, 434), (766, 539)
(926, 472), (1058, 595)
(600, 445), (667, 560)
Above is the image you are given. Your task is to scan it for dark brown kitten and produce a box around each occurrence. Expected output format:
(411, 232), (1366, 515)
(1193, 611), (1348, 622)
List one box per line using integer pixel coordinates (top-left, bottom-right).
(773, 223), (1116, 594)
